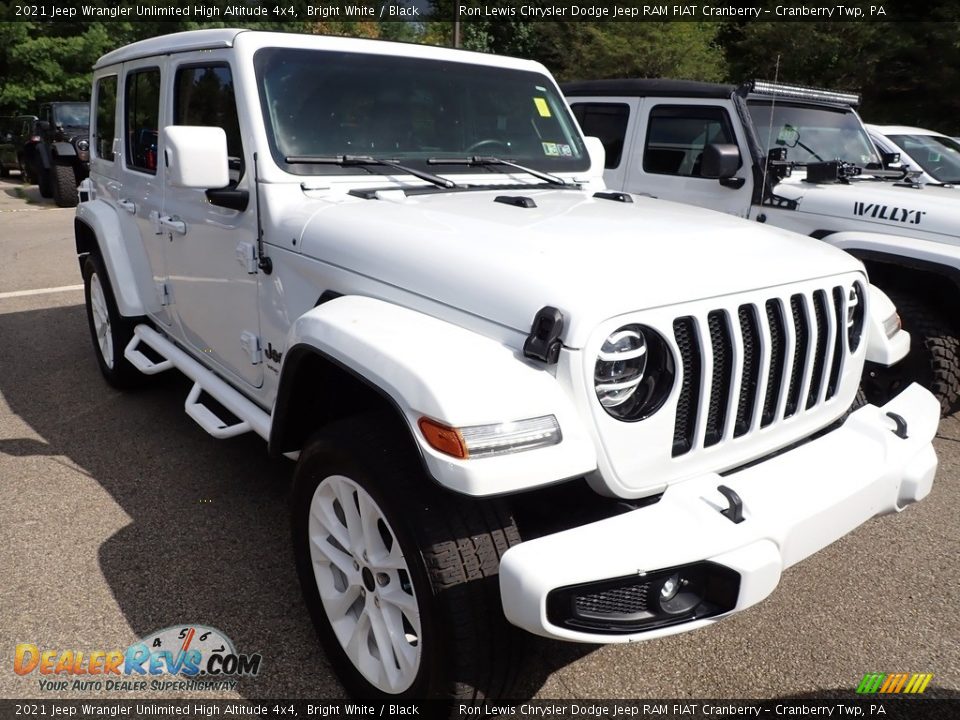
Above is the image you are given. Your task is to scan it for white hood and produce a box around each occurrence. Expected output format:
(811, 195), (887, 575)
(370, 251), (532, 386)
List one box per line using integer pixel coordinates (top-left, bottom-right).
(776, 175), (960, 243)
(297, 187), (863, 346)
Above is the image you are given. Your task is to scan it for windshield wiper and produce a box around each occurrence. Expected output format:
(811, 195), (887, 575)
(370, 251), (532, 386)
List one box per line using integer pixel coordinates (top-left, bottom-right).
(285, 154), (458, 189)
(427, 156), (575, 187)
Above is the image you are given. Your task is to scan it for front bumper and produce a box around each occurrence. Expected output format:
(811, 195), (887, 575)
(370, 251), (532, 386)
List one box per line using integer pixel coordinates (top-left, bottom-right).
(499, 383), (938, 642)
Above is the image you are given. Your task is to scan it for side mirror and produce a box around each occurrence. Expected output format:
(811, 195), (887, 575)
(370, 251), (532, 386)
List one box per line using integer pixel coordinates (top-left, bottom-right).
(163, 126), (229, 189)
(701, 143), (741, 180)
(583, 135), (606, 178)
(880, 151), (901, 167)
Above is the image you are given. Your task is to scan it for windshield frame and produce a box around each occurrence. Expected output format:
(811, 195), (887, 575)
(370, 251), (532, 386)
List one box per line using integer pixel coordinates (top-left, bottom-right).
(746, 99), (881, 168)
(253, 46), (589, 178)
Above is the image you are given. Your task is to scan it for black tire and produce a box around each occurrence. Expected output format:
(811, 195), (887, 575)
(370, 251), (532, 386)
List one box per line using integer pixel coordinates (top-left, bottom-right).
(0, 164), (8, 178)
(291, 415), (523, 701)
(864, 289), (960, 416)
(35, 159), (52, 198)
(52, 163), (79, 207)
(82, 252), (146, 390)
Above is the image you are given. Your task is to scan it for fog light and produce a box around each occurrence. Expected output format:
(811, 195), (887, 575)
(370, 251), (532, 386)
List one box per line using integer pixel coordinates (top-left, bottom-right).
(657, 574), (700, 616)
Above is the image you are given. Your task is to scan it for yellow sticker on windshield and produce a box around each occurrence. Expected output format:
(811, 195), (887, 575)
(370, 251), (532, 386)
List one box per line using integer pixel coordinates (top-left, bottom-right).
(534, 97), (552, 118)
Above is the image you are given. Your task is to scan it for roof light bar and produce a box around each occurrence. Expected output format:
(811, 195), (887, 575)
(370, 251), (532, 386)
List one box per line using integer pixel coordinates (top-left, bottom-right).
(748, 80), (860, 107)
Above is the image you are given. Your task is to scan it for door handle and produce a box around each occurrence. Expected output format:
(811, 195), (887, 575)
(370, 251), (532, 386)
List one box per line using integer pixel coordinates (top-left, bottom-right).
(118, 198), (136, 214)
(159, 215), (187, 234)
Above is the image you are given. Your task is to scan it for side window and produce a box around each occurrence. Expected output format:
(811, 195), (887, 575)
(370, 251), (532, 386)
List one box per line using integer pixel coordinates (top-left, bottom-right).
(571, 102), (630, 169)
(94, 75), (118, 161)
(175, 64), (244, 182)
(644, 105), (737, 178)
(125, 68), (161, 174)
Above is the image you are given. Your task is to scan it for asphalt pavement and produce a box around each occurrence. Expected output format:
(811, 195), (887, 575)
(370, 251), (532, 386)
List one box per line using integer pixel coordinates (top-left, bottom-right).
(0, 173), (957, 702)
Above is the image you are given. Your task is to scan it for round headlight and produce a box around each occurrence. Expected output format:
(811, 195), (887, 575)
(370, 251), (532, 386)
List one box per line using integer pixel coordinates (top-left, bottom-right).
(76, 138), (89, 152)
(595, 324), (675, 421)
(847, 282), (866, 352)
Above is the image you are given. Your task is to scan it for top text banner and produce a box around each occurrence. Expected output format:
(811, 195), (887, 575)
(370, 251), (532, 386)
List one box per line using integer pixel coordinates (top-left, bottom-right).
(1, 0), (943, 22)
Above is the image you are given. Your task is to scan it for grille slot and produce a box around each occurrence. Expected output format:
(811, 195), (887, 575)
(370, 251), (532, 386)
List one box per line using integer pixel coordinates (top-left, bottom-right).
(761, 299), (787, 427)
(672, 317), (701, 457)
(806, 290), (830, 409)
(670, 285), (849, 458)
(574, 581), (650, 618)
(704, 311), (734, 447)
(827, 286), (845, 398)
(785, 295), (810, 418)
(734, 305), (761, 437)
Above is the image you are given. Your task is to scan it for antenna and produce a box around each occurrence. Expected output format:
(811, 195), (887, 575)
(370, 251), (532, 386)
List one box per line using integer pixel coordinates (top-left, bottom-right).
(758, 54), (782, 204)
(253, 152), (272, 275)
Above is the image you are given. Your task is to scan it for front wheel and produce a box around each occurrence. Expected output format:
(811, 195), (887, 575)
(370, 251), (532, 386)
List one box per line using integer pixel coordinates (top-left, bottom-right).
(82, 252), (145, 390)
(52, 163), (79, 207)
(863, 289), (960, 415)
(291, 415), (523, 700)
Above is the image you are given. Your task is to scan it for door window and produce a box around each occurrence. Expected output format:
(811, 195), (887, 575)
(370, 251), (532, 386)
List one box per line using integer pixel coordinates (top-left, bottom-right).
(125, 68), (161, 174)
(94, 75), (117, 161)
(175, 64), (244, 182)
(571, 103), (630, 169)
(644, 105), (737, 177)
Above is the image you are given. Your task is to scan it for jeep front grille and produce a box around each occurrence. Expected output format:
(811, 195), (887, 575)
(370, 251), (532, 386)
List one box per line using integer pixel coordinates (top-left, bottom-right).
(672, 286), (848, 457)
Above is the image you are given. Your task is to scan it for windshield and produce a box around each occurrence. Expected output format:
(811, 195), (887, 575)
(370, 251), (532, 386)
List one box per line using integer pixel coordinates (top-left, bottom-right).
(53, 103), (90, 127)
(747, 101), (880, 167)
(254, 47), (588, 176)
(889, 134), (960, 183)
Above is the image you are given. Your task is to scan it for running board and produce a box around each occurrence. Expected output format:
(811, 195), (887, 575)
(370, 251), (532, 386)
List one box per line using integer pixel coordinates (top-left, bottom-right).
(124, 325), (271, 441)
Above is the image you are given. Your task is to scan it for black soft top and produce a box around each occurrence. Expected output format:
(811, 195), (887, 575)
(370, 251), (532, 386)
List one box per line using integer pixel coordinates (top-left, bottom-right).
(562, 78), (735, 99)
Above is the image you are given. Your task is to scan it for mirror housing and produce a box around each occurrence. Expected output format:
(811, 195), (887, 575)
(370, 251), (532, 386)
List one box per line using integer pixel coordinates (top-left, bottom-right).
(880, 151), (901, 167)
(163, 126), (229, 189)
(583, 135), (606, 178)
(701, 143), (741, 180)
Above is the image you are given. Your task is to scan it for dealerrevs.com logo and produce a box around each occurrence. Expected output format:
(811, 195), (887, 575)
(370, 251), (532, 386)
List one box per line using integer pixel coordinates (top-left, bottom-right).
(14, 625), (262, 692)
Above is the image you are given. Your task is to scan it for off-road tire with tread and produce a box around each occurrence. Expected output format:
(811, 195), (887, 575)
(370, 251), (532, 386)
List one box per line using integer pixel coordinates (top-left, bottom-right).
(53, 162), (79, 207)
(873, 289), (960, 416)
(291, 414), (524, 701)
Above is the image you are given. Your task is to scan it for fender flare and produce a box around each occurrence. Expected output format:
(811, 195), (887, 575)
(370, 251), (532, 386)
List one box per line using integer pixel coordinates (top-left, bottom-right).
(75, 200), (153, 317)
(274, 295), (597, 496)
(51, 142), (76, 161)
(817, 230), (960, 290)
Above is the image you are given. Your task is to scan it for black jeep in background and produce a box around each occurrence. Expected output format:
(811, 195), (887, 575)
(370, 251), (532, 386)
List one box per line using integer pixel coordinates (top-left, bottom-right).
(22, 102), (90, 206)
(0, 115), (35, 178)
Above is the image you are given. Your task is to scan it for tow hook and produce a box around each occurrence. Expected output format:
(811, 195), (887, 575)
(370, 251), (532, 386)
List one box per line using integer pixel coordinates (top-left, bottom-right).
(717, 484), (744, 524)
(886, 411), (908, 439)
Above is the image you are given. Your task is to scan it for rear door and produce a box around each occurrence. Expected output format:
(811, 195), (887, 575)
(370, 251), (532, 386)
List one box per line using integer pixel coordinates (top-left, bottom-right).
(115, 60), (173, 326)
(160, 55), (262, 388)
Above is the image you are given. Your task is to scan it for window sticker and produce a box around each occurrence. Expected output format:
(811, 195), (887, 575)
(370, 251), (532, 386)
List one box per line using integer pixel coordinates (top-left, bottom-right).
(559, 144), (572, 157)
(542, 142), (560, 157)
(534, 97), (552, 118)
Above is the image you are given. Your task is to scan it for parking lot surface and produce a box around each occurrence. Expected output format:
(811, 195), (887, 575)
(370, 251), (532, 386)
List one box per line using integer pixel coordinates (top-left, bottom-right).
(0, 174), (957, 701)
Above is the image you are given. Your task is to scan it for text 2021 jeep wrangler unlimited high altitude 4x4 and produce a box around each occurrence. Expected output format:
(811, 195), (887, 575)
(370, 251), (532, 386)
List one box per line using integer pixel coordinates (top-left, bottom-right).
(76, 30), (938, 700)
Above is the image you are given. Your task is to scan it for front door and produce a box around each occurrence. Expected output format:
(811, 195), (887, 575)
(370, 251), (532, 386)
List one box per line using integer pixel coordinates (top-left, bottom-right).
(160, 57), (262, 388)
(625, 99), (754, 218)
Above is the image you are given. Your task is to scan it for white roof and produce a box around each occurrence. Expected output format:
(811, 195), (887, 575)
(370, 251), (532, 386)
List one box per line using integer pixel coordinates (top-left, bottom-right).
(865, 124), (947, 138)
(94, 28), (546, 75)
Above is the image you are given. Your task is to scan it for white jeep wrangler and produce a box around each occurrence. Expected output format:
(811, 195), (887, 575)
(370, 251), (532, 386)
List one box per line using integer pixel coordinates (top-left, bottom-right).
(76, 30), (938, 700)
(565, 79), (960, 414)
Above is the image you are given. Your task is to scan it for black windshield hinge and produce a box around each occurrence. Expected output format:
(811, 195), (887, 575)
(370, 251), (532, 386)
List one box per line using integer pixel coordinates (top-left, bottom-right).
(523, 306), (565, 364)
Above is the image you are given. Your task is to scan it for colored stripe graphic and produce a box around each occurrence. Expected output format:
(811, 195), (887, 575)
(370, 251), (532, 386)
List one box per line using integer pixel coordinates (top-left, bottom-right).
(857, 673), (933, 694)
